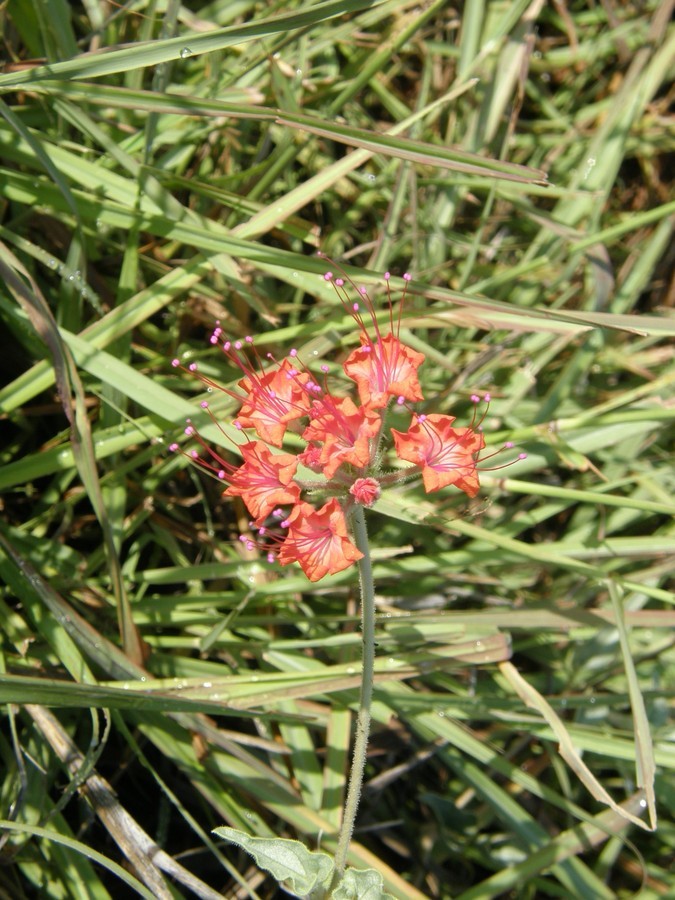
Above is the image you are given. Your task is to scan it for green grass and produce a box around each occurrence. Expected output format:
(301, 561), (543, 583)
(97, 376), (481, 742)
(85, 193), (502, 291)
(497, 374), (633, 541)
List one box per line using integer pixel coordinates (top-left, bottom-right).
(0, 0), (673, 897)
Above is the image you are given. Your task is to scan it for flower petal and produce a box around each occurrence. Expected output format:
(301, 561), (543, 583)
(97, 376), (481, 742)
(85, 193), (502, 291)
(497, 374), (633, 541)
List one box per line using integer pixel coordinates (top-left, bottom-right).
(344, 334), (425, 408)
(224, 442), (301, 522)
(392, 414), (484, 496)
(277, 499), (363, 581)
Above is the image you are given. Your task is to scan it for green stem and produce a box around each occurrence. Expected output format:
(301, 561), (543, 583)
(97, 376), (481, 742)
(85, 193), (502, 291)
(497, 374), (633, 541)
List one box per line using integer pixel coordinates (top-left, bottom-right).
(333, 504), (376, 882)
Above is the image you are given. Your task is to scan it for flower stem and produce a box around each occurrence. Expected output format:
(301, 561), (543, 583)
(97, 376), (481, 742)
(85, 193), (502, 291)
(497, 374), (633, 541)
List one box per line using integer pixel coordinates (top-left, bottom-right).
(333, 504), (376, 881)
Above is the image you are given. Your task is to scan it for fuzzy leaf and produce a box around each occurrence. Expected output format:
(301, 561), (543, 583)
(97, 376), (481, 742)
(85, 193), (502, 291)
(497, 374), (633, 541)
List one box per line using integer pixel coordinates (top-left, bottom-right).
(214, 827), (334, 897)
(332, 867), (397, 900)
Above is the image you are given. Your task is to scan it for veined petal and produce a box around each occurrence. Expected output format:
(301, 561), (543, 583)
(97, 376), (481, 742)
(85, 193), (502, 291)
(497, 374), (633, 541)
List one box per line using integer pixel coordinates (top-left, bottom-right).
(392, 414), (485, 497)
(343, 333), (425, 408)
(224, 442), (301, 522)
(302, 395), (382, 478)
(236, 358), (311, 446)
(277, 499), (363, 582)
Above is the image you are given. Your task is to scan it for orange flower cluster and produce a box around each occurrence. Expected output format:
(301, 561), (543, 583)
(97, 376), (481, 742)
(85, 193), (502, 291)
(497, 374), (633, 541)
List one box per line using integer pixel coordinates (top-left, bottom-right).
(172, 271), (505, 582)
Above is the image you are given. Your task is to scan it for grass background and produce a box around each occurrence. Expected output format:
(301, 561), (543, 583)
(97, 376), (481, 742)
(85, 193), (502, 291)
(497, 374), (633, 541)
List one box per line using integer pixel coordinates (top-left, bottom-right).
(0, 0), (673, 897)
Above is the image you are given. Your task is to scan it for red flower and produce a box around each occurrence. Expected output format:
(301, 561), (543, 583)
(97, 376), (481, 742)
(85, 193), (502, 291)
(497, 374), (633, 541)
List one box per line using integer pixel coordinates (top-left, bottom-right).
(343, 333), (425, 408)
(391, 414), (485, 496)
(324, 270), (424, 409)
(223, 441), (301, 524)
(235, 357), (311, 447)
(277, 499), (363, 582)
(302, 395), (382, 478)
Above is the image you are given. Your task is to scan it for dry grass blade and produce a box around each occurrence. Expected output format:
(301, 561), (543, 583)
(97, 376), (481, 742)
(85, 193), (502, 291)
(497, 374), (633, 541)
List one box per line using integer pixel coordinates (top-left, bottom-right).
(607, 581), (658, 830)
(26, 705), (224, 900)
(498, 661), (652, 831)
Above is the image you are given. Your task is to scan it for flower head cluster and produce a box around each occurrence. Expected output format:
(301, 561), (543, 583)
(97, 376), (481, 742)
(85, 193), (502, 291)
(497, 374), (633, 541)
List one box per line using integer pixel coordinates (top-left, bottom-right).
(171, 270), (522, 582)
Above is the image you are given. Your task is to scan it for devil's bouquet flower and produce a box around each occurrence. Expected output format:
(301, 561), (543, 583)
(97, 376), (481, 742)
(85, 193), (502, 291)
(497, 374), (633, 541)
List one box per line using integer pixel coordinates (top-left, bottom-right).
(171, 270), (514, 582)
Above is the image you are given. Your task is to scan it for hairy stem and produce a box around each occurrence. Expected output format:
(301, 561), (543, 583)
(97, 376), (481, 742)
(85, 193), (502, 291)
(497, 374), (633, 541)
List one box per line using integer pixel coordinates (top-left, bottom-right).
(333, 504), (376, 881)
